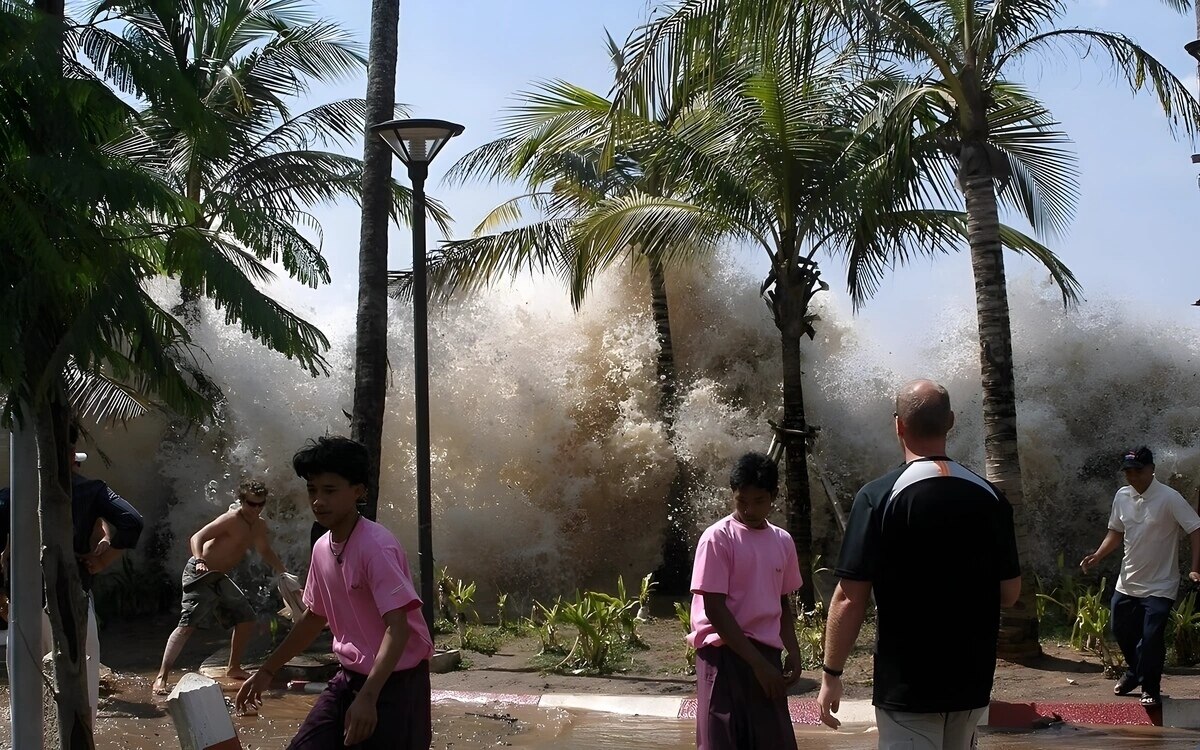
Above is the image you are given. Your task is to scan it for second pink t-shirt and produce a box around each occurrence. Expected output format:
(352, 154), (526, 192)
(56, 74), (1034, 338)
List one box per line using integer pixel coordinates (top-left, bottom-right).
(303, 517), (434, 673)
(687, 514), (803, 650)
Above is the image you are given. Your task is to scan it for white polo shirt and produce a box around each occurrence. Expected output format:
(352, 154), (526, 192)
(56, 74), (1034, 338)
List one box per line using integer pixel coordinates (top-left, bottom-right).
(1109, 478), (1200, 600)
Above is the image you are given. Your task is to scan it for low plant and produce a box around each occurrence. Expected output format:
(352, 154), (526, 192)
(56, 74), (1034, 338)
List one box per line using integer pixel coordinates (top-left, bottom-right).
(795, 599), (826, 670)
(555, 590), (627, 672)
(612, 575), (648, 647)
(444, 576), (477, 649)
(529, 600), (564, 654)
(1170, 590), (1200, 666)
(1036, 552), (1084, 627)
(675, 601), (695, 674)
(636, 572), (656, 621)
(496, 593), (509, 629)
(1070, 578), (1124, 678)
(462, 626), (502, 655)
(436, 566), (455, 621)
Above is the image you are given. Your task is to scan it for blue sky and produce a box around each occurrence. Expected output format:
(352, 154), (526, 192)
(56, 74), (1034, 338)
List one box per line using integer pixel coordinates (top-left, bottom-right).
(291, 1), (1200, 339)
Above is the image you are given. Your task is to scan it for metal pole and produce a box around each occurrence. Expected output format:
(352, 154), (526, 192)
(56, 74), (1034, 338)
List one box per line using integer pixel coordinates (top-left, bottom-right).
(409, 163), (435, 632)
(9, 424), (43, 749)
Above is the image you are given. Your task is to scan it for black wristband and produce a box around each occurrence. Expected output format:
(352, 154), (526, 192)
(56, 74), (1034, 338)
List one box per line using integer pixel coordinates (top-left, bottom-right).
(821, 663), (844, 677)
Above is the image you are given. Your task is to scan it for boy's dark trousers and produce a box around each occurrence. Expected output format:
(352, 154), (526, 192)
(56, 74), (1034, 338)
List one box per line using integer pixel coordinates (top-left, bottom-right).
(695, 640), (797, 750)
(287, 663), (431, 749)
(1110, 591), (1173, 697)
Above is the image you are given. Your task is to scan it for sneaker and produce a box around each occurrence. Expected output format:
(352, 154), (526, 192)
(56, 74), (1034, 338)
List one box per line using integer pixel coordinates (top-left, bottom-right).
(1113, 674), (1140, 696)
(1139, 692), (1161, 708)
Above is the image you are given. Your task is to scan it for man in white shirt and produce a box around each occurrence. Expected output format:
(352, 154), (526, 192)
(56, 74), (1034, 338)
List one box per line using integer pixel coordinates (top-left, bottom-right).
(1081, 446), (1200, 707)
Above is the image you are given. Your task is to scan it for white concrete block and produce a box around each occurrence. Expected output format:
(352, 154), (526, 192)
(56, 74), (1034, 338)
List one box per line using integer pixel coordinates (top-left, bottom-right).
(166, 672), (242, 750)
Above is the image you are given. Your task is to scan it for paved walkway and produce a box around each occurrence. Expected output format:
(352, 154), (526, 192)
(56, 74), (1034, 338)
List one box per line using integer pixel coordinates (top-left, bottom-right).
(289, 683), (1189, 728)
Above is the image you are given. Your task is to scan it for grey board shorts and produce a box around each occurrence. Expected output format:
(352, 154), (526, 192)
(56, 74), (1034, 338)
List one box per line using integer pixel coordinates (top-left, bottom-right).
(178, 557), (256, 629)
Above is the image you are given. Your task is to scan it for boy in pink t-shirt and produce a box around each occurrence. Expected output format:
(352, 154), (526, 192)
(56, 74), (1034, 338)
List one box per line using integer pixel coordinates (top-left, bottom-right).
(236, 436), (434, 749)
(688, 452), (803, 749)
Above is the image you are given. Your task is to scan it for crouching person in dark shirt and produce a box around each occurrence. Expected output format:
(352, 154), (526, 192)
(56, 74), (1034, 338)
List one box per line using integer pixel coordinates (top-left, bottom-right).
(0, 424), (144, 725)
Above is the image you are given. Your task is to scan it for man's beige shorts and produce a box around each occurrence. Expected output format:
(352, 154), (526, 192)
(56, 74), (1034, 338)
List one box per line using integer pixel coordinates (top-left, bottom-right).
(875, 707), (987, 750)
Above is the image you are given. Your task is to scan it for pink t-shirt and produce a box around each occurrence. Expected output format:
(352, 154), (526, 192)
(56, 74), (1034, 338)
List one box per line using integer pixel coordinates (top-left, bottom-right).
(303, 518), (434, 673)
(687, 514), (803, 650)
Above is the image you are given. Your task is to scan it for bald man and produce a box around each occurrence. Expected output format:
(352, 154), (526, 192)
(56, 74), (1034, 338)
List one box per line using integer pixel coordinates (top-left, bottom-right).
(817, 380), (1021, 750)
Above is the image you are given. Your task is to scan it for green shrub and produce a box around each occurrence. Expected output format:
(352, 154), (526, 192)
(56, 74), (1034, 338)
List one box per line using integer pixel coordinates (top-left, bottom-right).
(1170, 590), (1200, 666)
(675, 601), (696, 674)
(795, 600), (826, 670)
(1070, 578), (1124, 678)
(1035, 553), (1084, 627)
(529, 599), (565, 654)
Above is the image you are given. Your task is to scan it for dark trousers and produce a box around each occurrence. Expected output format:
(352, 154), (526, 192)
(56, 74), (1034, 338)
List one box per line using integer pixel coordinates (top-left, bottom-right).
(1111, 591), (1173, 696)
(695, 641), (797, 750)
(287, 664), (432, 749)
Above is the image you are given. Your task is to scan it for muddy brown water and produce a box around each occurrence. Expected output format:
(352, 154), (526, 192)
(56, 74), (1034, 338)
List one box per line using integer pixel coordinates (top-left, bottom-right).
(78, 691), (1200, 749)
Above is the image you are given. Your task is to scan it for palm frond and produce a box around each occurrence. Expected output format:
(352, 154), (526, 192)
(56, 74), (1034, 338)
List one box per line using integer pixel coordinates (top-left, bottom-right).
(64, 361), (150, 423)
(996, 28), (1200, 139)
(387, 218), (579, 304)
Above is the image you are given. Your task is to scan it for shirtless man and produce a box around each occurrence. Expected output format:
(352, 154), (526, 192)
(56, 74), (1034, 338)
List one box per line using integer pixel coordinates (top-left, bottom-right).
(152, 479), (288, 695)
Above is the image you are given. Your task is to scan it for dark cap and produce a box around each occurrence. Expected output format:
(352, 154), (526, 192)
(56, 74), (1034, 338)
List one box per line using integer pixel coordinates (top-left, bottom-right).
(1121, 446), (1154, 469)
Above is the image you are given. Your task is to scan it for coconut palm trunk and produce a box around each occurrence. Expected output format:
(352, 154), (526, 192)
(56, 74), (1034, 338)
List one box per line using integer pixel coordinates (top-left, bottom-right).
(31, 2), (95, 743)
(780, 330), (815, 610)
(963, 169), (1040, 658)
(773, 247), (820, 610)
(351, 0), (400, 519)
(647, 252), (693, 592)
(176, 165), (205, 325)
(36, 396), (94, 749)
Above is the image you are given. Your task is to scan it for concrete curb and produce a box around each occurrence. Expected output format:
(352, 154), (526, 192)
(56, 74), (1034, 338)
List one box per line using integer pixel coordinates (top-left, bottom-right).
(428, 690), (1179, 728)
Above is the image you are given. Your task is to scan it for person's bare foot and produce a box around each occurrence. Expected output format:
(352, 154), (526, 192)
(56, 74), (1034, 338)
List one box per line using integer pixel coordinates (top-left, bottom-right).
(226, 667), (251, 680)
(152, 676), (171, 696)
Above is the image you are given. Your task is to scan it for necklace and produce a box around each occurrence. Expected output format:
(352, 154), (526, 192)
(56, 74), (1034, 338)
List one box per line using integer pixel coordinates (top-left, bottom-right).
(330, 514), (361, 566)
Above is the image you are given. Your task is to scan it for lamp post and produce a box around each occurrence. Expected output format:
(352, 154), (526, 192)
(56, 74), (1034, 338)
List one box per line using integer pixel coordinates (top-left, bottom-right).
(370, 118), (464, 630)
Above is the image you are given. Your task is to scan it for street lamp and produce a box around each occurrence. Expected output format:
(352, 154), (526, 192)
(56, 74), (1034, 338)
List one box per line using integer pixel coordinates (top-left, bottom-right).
(370, 118), (464, 631)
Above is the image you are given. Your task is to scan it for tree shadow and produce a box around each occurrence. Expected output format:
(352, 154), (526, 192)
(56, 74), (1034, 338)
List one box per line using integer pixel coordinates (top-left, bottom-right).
(1014, 653), (1102, 674)
(100, 698), (166, 720)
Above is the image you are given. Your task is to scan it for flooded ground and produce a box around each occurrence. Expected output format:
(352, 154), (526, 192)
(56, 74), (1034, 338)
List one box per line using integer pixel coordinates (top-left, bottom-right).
(81, 692), (1200, 749)
(2, 615), (1198, 748)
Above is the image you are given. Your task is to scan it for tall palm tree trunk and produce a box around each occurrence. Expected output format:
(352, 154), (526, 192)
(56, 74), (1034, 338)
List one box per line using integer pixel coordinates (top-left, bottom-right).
(647, 253), (693, 592)
(176, 165), (205, 325)
(351, 0), (400, 520)
(779, 329), (815, 610)
(963, 172), (1041, 659)
(36, 396), (93, 749)
(33, 2), (94, 744)
(773, 249), (817, 610)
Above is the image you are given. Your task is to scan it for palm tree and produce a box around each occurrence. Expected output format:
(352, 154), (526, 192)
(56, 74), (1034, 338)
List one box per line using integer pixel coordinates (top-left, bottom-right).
(76, 0), (430, 353)
(77, 0), (449, 513)
(351, 0), (400, 519)
(607, 1), (1081, 608)
(834, 0), (1200, 656)
(3, 5), (218, 744)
